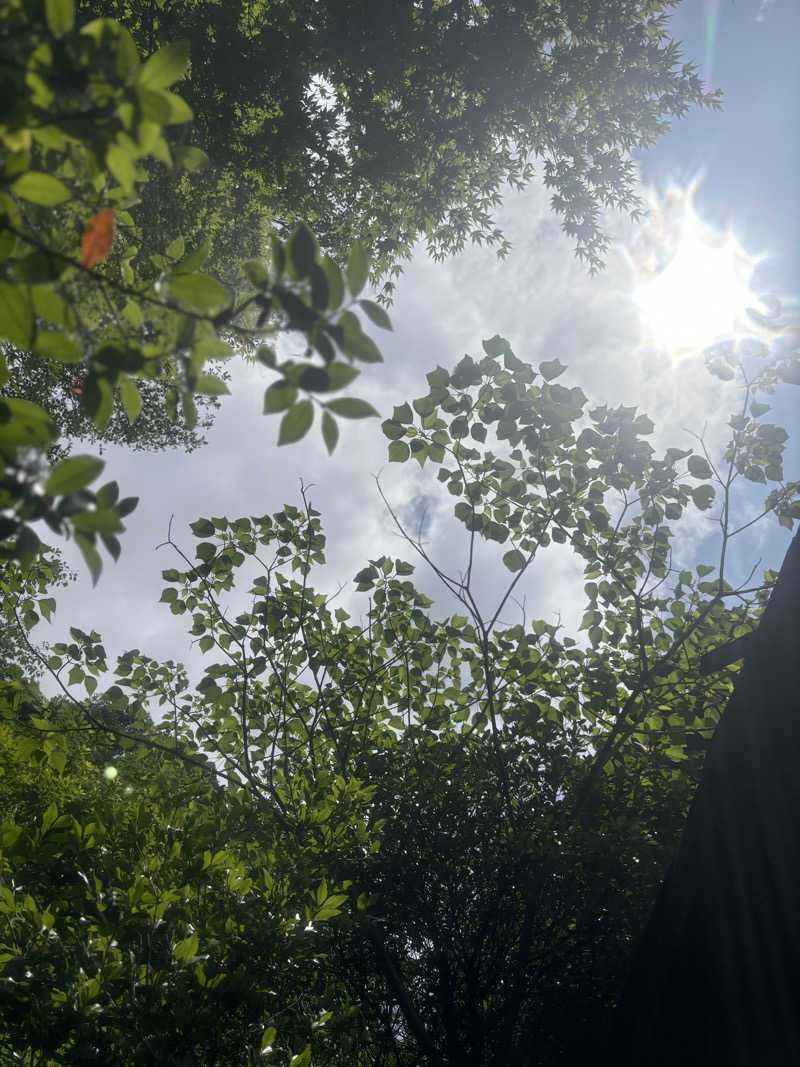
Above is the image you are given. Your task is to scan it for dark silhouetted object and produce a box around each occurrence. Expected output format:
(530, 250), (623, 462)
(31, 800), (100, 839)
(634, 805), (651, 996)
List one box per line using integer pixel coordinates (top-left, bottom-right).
(607, 532), (800, 1067)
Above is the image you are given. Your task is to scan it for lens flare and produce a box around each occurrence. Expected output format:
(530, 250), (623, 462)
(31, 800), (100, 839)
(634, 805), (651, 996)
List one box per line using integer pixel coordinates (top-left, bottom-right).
(703, 0), (721, 90)
(627, 182), (760, 356)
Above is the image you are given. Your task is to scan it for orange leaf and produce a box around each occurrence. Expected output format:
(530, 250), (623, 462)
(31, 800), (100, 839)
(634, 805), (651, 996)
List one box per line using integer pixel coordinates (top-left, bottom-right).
(81, 208), (115, 269)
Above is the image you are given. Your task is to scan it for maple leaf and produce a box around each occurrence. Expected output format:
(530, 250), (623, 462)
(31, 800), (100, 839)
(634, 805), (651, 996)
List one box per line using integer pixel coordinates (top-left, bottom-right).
(81, 208), (115, 268)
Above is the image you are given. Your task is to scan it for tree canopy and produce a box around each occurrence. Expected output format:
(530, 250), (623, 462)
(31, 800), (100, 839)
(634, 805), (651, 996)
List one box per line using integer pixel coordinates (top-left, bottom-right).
(0, 0), (392, 578)
(1, 2), (799, 1064)
(1, 330), (797, 1064)
(78, 0), (721, 282)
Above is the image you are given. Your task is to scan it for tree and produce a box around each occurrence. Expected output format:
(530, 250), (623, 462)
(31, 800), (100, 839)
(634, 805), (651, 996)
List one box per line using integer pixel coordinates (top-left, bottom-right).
(0, 0), (722, 577)
(2, 328), (797, 1063)
(1, 346), (222, 463)
(0, 0), (390, 577)
(78, 0), (721, 281)
(0, 547), (73, 682)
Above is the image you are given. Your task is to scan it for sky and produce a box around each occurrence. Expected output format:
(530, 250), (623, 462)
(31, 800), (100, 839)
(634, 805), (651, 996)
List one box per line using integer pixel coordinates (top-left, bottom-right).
(32, 0), (800, 697)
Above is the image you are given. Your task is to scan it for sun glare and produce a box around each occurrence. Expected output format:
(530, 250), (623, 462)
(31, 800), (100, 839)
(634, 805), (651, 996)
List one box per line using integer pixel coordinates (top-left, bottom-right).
(628, 184), (760, 356)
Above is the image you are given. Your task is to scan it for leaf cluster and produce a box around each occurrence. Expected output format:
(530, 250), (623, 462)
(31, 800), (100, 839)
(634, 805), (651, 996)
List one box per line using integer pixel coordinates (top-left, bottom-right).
(0, 2), (390, 579)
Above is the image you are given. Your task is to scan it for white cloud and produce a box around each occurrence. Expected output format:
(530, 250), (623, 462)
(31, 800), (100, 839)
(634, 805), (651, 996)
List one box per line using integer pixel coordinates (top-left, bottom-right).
(32, 174), (789, 701)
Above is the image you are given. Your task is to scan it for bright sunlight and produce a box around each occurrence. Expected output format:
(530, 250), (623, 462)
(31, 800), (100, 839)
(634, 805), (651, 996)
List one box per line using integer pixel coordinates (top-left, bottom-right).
(628, 182), (760, 356)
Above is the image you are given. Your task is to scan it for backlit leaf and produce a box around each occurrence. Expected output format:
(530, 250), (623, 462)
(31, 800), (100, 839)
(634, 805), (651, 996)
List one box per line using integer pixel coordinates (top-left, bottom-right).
(45, 455), (105, 496)
(0, 283), (34, 347)
(81, 209), (115, 268)
(324, 397), (379, 419)
(321, 410), (339, 454)
(539, 358), (567, 381)
(119, 379), (142, 424)
(11, 173), (71, 205)
(278, 400), (313, 445)
(358, 299), (392, 330)
(139, 40), (191, 90)
(346, 241), (368, 296)
(45, 0), (74, 36)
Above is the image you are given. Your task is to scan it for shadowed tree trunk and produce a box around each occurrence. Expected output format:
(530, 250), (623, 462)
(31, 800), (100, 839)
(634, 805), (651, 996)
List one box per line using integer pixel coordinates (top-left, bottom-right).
(605, 531), (800, 1066)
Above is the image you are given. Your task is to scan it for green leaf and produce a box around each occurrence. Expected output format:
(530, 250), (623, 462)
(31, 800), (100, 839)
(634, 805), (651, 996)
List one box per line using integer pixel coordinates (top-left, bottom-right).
(34, 329), (82, 363)
(169, 274), (230, 314)
(139, 41), (191, 90)
(539, 358), (567, 381)
(503, 549), (525, 572)
(0, 283), (34, 347)
(45, 455), (105, 496)
(325, 362), (360, 391)
(264, 381), (297, 413)
(176, 237), (211, 275)
(750, 400), (770, 418)
(96, 481), (119, 509)
(173, 932), (199, 961)
(48, 748), (67, 774)
(195, 374), (230, 396)
(182, 393), (197, 430)
(116, 497), (138, 518)
(744, 465), (766, 484)
(11, 173), (71, 205)
(42, 802), (58, 834)
(382, 419), (405, 440)
(191, 519), (215, 537)
(687, 454), (713, 479)
(262, 1027), (277, 1051)
(278, 400), (313, 445)
(337, 313), (383, 363)
(322, 256), (344, 309)
(482, 335), (511, 358)
(321, 410), (339, 454)
(45, 0), (74, 36)
(120, 379), (142, 424)
(691, 484), (715, 510)
(75, 533), (102, 585)
(72, 510), (123, 535)
(173, 145), (209, 171)
(347, 241), (368, 296)
(0, 398), (54, 449)
(388, 440), (410, 462)
(157, 90), (194, 125)
(88, 378), (114, 432)
(106, 145), (136, 194)
(324, 397), (379, 419)
(358, 299), (392, 330)
(298, 365), (331, 391)
(289, 1047), (312, 1067)
(485, 521), (509, 543)
(167, 236), (185, 261)
(242, 258), (269, 286)
(286, 223), (317, 279)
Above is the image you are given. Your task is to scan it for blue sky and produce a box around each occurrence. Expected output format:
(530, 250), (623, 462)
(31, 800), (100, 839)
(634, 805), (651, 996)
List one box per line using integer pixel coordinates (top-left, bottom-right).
(641, 0), (799, 292)
(33, 0), (800, 693)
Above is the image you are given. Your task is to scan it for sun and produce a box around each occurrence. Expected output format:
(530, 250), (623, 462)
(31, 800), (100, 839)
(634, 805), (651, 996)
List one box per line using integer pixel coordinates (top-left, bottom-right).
(627, 183), (760, 356)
